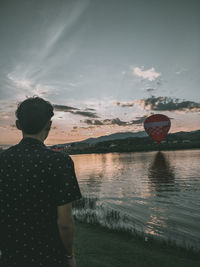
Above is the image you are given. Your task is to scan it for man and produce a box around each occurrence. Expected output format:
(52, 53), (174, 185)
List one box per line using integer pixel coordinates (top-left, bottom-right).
(0, 97), (82, 267)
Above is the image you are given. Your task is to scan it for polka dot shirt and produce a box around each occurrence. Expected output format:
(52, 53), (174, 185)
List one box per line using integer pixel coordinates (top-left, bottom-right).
(0, 137), (82, 267)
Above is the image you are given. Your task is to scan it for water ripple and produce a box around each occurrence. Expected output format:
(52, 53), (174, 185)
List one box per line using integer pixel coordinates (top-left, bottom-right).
(72, 150), (200, 249)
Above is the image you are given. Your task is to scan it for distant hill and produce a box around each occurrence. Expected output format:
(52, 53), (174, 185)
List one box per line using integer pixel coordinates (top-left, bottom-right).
(78, 131), (148, 145)
(51, 129), (200, 148)
(1, 130), (199, 153)
(51, 131), (148, 148)
(49, 129), (200, 154)
(169, 130), (200, 139)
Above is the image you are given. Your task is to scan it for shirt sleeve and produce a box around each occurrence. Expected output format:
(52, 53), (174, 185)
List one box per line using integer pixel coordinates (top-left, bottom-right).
(53, 153), (82, 206)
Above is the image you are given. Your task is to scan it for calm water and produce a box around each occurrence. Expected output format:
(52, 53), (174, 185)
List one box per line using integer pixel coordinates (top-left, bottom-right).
(71, 150), (200, 249)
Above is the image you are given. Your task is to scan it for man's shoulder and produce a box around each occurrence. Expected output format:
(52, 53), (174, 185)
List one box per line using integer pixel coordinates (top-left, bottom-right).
(46, 150), (75, 172)
(0, 145), (17, 157)
(0, 144), (73, 163)
(46, 149), (72, 163)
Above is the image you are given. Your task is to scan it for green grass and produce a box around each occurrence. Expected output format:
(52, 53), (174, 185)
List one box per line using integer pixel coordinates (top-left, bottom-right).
(74, 221), (200, 267)
(72, 197), (199, 252)
(72, 197), (200, 266)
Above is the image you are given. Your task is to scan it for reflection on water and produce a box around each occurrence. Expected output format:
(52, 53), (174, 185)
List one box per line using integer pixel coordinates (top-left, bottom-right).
(72, 150), (200, 249)
(73, 154), (105, 196)
(148, 152), (175, 192)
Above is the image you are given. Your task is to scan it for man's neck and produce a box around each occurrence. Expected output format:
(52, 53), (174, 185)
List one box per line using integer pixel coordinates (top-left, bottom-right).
(22, 134), (44, 143)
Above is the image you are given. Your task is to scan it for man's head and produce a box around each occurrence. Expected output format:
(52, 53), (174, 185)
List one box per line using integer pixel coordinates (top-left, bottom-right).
(15, 96), (54, 141)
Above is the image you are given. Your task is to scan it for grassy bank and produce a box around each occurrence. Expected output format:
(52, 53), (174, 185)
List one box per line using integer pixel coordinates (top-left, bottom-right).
(72, 197), (199, 252)
(74, 220), (200, 267)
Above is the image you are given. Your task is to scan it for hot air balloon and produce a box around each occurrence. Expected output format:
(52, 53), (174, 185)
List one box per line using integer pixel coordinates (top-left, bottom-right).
(144, 114), (171, 145)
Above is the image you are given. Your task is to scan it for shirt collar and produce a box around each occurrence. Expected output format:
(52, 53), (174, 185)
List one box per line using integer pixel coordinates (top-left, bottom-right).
(19, 137), (46, 147)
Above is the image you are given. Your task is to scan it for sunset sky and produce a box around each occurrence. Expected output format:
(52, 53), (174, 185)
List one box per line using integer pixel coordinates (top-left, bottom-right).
(0, 0), (199, 146)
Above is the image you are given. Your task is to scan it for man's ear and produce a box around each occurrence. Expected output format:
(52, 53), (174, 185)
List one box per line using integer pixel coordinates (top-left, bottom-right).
(45, 120), (52, 131)
(16, 120), (21, 130)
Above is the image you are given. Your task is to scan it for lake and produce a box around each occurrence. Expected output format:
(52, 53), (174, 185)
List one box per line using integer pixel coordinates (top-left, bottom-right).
(71, 149), (200, 249)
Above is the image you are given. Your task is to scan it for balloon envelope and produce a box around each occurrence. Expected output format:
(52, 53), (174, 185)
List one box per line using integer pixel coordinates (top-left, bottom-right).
(144, 114), (171, 144)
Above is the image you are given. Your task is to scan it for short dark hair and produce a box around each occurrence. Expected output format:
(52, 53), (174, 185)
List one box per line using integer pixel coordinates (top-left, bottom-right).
(15, 96), (54, 134)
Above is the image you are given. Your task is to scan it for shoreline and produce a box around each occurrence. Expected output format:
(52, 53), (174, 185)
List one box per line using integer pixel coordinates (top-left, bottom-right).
(71, 147), (200, 156)
(1, 144), (199, 155)
(74, 220), (200, 267)
(69, 146), (200, 155)
(72, 197), (200, 253)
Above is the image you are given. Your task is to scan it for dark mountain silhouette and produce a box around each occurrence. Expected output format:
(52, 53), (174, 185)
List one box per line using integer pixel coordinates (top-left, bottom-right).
(50, 129), (200, 151)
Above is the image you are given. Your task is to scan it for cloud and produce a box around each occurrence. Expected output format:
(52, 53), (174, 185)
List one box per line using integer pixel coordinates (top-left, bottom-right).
(7, 74), (32, 90)
(83, 116), (148, 126)
(53, 104), (79, 112)
(0, 111), (11, 120)
(133, 67), (161, 81)
(115, 101), (134, 107)
(2, 0), (90, 102)
(72, 125), (95, 132)
(105, 118), (130, 126)
(131, 115), (148, 124)
(175, 68), (187, 75)
(7, 72), (55, 98)
(141, 96), (200, 112)
(53, 104), (99, 118)
(81, 126), (95, 130)
(83, 118), (127, 126)
(156, 78), (162, 86)
(83, 119), (104, 125)
(84, 108), (96, 111)
(146, 88), (156, 93)
(71, 111), (99, 118)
